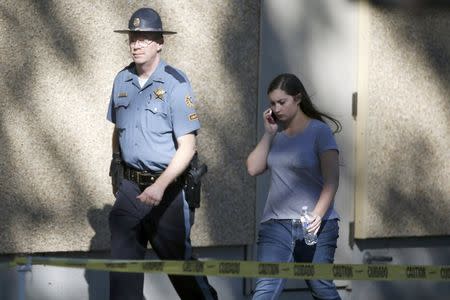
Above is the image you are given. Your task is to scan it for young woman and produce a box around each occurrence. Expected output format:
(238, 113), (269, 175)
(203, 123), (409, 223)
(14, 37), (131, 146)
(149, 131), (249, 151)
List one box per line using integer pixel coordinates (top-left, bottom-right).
(247, 73), (342, 300)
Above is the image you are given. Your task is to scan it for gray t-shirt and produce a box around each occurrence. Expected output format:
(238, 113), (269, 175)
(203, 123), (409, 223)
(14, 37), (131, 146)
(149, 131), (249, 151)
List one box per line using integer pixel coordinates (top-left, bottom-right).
(261, 119), (340, 223)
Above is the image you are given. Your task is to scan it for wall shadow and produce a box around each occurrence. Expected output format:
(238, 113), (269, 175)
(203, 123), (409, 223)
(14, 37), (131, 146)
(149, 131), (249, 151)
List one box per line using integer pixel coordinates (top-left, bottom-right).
(351, 1), (450, 241)
(33, 0), (80, 65)
(197, 0), (261, 245)
(356, 136), (450, 248)
(349, 2), (450, 299)
(84, 204), (112, 300)
(0, 0), (110, 255)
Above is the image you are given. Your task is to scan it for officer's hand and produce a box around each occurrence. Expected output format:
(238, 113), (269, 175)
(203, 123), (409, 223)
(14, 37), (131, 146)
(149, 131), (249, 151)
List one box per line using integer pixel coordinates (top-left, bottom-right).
(137, 184), (165, 206)
(263, 109), (278, 135)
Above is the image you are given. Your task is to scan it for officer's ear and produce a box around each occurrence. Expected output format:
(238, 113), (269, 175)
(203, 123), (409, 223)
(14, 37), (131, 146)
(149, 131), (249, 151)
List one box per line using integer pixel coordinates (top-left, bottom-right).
(154, 34), (164, 52)
(156, 43), (163, 53)
(157, 35), (164, 45)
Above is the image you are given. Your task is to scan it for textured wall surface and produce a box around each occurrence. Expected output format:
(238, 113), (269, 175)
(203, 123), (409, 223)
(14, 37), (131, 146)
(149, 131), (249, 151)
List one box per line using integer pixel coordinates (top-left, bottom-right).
(357, 7), (450, 238)
(0, 0), (259, 253)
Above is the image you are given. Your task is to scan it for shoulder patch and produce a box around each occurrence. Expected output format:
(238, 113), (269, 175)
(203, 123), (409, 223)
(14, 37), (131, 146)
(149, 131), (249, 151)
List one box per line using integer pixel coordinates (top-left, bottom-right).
(185, 95), (195, 108)
(164, 65), (186, 83)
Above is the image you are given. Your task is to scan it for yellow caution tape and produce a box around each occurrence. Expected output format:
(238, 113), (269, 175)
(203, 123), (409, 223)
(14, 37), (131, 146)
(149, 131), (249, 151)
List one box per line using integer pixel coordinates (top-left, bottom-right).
(12, 256), (450, 281)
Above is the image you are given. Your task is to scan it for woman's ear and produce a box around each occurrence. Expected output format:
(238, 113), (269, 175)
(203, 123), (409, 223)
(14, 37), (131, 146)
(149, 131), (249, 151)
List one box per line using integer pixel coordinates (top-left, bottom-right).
(294, 93), (302, 104)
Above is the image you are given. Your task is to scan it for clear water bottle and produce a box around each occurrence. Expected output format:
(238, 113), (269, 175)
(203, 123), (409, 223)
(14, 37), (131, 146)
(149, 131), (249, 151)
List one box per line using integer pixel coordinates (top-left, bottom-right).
(301, 206), (318, 246)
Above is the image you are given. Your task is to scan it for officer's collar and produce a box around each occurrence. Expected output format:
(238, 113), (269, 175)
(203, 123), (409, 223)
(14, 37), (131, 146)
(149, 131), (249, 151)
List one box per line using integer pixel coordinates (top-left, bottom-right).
(124, 60), (166, 84)
(149, 59), (166, 83)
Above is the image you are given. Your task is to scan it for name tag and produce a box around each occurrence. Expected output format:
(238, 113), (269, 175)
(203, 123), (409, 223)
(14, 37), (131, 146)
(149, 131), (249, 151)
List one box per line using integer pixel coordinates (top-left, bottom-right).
(118, 92), (127, 97)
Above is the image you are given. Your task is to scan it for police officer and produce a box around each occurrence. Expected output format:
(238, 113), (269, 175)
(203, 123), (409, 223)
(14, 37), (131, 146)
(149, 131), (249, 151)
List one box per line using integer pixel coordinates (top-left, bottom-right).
(107, 7), (218, 300)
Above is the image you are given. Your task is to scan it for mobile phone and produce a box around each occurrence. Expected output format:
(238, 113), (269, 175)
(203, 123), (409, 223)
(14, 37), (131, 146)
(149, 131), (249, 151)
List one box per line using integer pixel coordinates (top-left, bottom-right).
(271, 110), (278, 122)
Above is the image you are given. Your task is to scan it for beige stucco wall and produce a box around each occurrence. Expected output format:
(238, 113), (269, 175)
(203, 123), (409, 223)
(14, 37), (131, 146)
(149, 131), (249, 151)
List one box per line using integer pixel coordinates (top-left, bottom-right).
(0, 0), (259, 253)
(355, 5), (450, 238)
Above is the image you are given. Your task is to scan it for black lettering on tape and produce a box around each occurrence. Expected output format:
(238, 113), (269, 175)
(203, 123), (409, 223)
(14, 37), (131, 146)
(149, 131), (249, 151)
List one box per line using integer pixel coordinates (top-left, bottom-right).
(183, 261), (204, 273)
(219, 262), (240, 274)
(294, 265), (315, 277)
(368, 266), (388, 279)
(258, 263), (279, 276)
(332, 265), (353, 278)
(142, 262), (164, 272)
(104, 263), (127, 269)
(440, 267), (450, 279)
(406, 266), (426, 279)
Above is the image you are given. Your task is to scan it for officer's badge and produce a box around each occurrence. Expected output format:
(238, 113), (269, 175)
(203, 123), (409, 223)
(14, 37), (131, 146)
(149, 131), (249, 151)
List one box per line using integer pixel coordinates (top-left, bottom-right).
(153, 88), (165, 100)
(133, 18), (141, 28)
(185, 96), (195, 108)
(189, 113), (198, 121)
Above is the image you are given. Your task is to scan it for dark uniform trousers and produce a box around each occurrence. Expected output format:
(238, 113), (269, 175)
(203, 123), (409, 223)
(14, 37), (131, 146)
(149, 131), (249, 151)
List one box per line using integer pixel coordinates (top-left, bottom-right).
(109, 179), (218, 300)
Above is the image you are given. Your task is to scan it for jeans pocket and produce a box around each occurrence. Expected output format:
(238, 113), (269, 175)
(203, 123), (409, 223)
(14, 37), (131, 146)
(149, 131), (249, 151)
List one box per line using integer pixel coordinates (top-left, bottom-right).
(317, 219), (339, 246)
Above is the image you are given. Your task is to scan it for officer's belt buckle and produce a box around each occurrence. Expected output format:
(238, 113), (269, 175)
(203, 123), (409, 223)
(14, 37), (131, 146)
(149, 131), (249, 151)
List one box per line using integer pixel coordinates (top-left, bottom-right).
(132, 171), (156, 186)
(137, 171), (157, 185)
(124, 167), (159, 186)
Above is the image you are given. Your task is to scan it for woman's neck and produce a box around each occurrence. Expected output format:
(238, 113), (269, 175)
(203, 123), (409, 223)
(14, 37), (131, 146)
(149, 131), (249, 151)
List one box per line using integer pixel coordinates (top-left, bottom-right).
(284, 110), (310, 136)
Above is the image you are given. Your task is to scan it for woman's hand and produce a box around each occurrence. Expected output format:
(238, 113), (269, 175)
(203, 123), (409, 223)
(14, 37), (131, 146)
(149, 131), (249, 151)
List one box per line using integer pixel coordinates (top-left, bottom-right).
(308, 212), (322, 235)
(263, 109), (278, 135)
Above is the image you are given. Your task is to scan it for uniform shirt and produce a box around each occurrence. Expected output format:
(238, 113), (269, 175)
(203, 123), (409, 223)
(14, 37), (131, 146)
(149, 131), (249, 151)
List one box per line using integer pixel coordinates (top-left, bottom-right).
(261, 119), (340, 223)
(107, 60), (200, 172)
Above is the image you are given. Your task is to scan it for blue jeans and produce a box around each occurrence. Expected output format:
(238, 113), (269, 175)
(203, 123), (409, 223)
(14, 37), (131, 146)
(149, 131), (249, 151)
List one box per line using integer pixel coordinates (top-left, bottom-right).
(252, 219), (341, 300)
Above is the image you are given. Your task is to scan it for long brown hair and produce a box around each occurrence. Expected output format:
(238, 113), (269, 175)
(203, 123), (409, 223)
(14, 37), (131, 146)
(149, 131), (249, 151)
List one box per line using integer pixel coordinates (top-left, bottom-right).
(268, 73), (342, 133)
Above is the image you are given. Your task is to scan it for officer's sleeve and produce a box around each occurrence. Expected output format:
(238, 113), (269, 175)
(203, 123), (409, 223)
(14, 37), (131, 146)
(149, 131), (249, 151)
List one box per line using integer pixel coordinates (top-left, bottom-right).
(170, 82), (201, 138)
(106, 87), (116, 124)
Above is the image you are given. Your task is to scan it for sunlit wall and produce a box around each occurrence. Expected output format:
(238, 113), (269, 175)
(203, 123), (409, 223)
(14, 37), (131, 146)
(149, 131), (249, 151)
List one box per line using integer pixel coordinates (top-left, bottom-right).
(355, 4), (450, 238)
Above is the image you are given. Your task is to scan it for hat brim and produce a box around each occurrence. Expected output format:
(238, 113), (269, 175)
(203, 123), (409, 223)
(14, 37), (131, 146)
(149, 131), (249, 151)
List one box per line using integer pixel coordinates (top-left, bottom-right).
(114, 29), (177, 34)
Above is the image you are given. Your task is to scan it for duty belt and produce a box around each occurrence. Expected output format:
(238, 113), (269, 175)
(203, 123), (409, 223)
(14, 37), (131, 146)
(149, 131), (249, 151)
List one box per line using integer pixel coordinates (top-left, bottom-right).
(123, 166), (160, 186)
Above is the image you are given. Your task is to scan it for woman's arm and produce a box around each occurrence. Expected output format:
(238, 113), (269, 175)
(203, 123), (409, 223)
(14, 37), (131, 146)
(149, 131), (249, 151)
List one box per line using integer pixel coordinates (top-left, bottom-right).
(309, 149), (340, 234)
(246, 132), (276, 176)
(246, 109), (278, 176)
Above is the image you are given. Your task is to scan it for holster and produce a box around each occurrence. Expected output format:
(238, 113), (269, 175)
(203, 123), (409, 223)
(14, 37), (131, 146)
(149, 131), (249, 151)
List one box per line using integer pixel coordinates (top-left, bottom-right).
(109, 153), (124, 195)
(183, 153), (208, 209)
